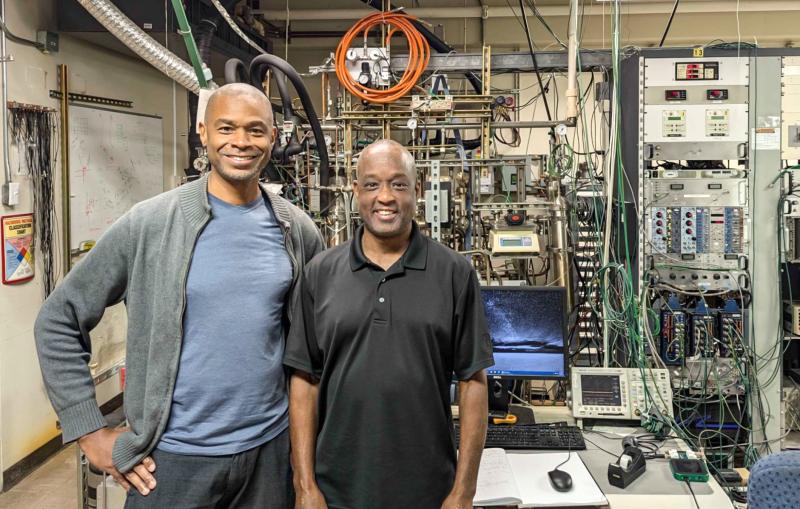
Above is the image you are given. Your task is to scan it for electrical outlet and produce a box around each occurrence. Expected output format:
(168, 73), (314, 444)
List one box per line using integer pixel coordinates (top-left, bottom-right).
(36, 30), (58, 53)
(1, 182), (20, 206)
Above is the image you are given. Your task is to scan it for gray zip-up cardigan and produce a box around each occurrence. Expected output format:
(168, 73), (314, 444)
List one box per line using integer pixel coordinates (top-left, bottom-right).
(34, 174), (324, 473)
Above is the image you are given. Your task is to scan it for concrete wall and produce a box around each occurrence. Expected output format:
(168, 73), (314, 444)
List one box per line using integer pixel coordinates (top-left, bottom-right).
(0, 0), (188, 490)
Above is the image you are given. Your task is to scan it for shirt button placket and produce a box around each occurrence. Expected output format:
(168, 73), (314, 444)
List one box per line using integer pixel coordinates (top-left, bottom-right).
(375, 277), (388, 322)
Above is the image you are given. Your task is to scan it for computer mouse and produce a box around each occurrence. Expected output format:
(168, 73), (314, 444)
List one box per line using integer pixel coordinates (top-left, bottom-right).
(548, 469), (573, 492)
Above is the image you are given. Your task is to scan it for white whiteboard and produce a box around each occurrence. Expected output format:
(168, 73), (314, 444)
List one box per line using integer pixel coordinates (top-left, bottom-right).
(69, 105), (163, 250)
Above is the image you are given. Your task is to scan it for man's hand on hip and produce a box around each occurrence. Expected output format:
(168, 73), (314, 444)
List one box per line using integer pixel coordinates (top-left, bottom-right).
(78, 427), (157, 496)
(440, 491), (474, 509)
(294, 486), (329, 509)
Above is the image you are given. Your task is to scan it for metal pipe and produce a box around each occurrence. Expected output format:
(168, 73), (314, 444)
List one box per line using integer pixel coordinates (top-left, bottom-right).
(1, 0), (10, 184)
(76, 0), (201, 94)
(256, 2), (800, 20)
(59, 65), (71, 273)
(602, 0), (621, 367)
(549, 181), (572, 310)
(311, 119), (575, 130)
(565, 0), (579, 120)
(170, 0), (208, 88)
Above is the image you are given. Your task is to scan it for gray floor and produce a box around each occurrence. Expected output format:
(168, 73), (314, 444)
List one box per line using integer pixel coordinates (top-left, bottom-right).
(0, 444), (78, 509)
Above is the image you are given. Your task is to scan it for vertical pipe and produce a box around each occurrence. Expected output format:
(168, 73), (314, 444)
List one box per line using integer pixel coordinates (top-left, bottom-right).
(0, 0), (5, 486)
(59, 65), (71, 273)
(1, 0), (11, 184)
(169, 0), (208, 88)
(549, 181), (573, 311)
(565, 0), (579, 120)
(321, 72), (328, 120)
(602, 0), (622, 367)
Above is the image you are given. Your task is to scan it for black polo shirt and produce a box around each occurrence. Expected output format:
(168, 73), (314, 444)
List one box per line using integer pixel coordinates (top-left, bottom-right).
(285, 223), (494, 509)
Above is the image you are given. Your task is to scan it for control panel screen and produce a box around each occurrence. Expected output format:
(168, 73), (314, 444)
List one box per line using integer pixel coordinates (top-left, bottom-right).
(580, 374), (622, 406)
(499, 236), (532, 247)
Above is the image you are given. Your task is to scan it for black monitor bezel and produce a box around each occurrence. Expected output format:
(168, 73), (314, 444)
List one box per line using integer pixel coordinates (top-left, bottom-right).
(480, 285), (569, 381)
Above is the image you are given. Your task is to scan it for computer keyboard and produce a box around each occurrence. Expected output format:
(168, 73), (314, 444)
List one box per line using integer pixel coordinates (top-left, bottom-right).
(454, 423), (587, 450)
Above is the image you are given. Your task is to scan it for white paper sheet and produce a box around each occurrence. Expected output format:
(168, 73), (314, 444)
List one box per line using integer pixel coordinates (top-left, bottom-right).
(508, 452), (608, 508)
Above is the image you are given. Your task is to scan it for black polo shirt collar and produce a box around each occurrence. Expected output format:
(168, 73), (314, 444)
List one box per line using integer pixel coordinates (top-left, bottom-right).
(349, 222), (428, 272)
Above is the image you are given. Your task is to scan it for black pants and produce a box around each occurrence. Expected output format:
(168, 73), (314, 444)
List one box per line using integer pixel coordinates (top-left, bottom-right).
(125, 429), (293, 509)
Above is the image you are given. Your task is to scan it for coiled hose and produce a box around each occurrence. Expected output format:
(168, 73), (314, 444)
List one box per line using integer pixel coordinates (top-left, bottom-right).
(335, 12), (429, 104)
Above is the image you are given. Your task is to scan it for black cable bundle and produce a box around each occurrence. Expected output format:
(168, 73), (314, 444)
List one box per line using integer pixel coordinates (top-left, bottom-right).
(8, 104), (60, 297)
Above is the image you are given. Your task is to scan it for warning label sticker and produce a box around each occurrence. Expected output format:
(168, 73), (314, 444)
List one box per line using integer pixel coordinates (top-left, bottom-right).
(2, 214), (34, 284)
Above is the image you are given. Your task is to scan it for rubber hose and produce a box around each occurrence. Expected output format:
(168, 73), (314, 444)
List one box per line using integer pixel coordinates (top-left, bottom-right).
(359, 0), (482, 94)
(224, 58), (248, 84)
(248, 54), (330, 186)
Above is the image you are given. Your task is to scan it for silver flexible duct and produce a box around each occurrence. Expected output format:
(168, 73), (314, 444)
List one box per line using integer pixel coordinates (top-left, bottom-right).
(210, 0), (267, 55)
(77, 0), (200, 94)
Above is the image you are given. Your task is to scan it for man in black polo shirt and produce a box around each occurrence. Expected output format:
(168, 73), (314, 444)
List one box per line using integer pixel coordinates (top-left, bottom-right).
(285, 139), (493, 509)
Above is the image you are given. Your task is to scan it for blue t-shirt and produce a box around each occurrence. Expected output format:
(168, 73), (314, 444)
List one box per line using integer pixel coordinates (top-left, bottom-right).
(158, 193), (293, 455)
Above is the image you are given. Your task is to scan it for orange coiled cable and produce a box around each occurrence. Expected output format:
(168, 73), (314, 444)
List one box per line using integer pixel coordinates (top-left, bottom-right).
(335, 12), (430, 104)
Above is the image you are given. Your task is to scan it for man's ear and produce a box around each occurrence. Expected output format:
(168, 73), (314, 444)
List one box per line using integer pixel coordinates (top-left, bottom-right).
(199, 122), (207, 146)
(352, 180), (360, 200)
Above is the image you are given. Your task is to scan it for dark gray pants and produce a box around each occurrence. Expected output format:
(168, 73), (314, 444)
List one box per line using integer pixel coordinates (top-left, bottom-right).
(125, 429), (293, 509)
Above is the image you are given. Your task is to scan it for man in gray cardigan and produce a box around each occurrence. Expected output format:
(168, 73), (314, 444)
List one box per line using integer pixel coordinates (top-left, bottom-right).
(34, 83), (324, 508)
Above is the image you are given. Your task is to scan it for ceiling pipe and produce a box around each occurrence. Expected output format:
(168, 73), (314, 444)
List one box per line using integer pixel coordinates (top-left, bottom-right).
(255, 1), (800, 20)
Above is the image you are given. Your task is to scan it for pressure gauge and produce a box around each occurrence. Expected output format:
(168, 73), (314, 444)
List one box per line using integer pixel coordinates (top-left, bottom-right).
(555, 124), (568, 136)
(407, 118), (418, 130)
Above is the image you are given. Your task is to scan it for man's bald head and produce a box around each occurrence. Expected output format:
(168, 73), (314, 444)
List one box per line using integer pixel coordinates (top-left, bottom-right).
(356, 139), (416, 184)
(204, 83), (273, 126)
(199, 82), (276, 185)
(353, 139), (419, 240)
